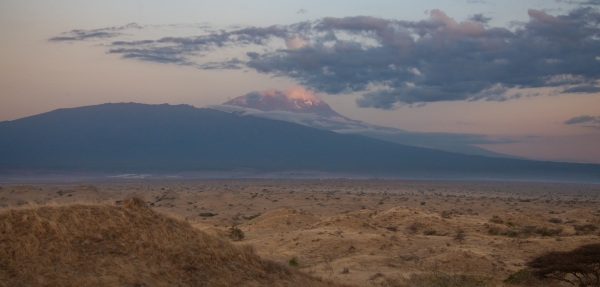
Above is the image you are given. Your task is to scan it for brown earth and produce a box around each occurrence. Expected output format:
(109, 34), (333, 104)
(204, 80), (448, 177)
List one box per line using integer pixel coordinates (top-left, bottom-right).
(1, 179), (599, 286)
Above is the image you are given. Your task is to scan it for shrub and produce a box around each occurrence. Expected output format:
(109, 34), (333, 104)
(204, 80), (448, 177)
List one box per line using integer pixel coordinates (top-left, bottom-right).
(490, 215), (503, 224)
(441, 211), (453, 219)
(454, 229), (466, 242)
(199, 212), (218, 217)
(393, 269), (490, 287)
(548, 218), (563, 224)
(244, 213), (261, 220)
(520, 225), (537, 236)
(503, 269), (541, 285)
(574, 224), (598, 235)
(406, 222), (421, 234)
(535, 227), (562, 237)
(502, 230), (520, 238)
(288, 257), (299, 267)
(424, 230), (437, 236)
(228, 225), (245, 241)
(506, 221), (516, 227)
(488, 226), (501, 235)
(527, 243), (600, 287)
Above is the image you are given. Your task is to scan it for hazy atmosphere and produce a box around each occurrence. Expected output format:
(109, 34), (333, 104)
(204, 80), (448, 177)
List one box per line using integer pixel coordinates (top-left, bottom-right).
(1, 0), (600, 163)
(2, 2), (600, 286)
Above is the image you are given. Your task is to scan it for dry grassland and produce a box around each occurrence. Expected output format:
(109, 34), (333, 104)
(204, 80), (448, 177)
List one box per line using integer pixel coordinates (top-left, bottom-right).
(1, 179), (599, 286)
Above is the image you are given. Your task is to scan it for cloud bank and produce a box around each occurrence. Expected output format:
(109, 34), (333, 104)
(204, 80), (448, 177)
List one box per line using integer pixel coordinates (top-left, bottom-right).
(565, 115), (600, 129)
(51, 7), (600, 108)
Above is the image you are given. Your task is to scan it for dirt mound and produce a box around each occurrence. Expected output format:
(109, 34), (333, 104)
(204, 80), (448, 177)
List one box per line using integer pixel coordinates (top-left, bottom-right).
(0, 198), (347, 287)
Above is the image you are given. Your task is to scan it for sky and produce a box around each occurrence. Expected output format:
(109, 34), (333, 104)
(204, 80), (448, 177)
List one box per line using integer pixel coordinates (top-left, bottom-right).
(1, 0), (599, 163)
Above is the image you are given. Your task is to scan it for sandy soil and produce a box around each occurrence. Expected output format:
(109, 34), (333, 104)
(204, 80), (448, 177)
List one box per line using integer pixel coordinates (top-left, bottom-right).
(1, 179), (599, 286)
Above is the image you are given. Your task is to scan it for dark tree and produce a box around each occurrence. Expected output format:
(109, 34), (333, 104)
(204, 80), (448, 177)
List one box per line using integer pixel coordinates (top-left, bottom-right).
(527, 243), (600, 286)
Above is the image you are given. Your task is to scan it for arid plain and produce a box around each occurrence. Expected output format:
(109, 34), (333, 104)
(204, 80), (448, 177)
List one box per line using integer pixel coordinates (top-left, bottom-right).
(1, 179), (599, 286)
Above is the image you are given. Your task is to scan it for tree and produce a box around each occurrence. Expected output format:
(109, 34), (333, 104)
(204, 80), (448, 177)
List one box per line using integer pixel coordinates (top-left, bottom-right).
(527, 243), (600, 286)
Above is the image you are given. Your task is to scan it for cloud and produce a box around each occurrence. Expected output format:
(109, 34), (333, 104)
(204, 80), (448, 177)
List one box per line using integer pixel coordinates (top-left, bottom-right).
(49, 23), (141, 42)
(243, 86), (320, 101)
(199, 58), (244, 70)
(50, 7), (600, 108)
(563, 85), (600, 93)
(564, 115), (600, 124)
(557, 0), (600, 6)
(468, 14), (492, 23)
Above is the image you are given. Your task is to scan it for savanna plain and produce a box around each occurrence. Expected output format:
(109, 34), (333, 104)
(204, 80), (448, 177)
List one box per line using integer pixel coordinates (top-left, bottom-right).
(1, 179), (599, 286)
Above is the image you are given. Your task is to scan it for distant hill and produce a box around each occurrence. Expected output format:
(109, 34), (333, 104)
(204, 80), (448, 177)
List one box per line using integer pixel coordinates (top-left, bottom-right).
(0, 103), (598, 182)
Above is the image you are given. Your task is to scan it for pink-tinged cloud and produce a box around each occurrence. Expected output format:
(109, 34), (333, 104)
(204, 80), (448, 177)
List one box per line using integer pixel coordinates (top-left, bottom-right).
(285, 35), (308, 49)
(223, 86), (343, 117)
(258, 86), (321, 101)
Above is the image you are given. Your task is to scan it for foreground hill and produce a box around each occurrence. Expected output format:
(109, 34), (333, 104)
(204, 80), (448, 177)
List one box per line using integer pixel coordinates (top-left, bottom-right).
(0, 103), (599, 182)
(0, 198), (344, 287)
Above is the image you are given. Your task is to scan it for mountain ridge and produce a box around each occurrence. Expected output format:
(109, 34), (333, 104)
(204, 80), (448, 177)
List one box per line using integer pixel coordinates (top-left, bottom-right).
(0, 103), (598, 182)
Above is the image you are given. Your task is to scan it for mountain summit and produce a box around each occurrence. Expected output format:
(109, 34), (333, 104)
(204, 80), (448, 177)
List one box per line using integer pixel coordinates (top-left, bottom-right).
(223, 87), (343, 117)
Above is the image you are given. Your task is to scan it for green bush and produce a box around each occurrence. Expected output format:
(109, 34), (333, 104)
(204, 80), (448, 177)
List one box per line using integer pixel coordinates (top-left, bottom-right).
(288, 257), (299, 267)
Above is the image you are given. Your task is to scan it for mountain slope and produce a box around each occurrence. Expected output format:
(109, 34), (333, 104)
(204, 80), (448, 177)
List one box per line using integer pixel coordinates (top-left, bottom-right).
(216, 90), (518, 159)
(0, 103), (598, 182)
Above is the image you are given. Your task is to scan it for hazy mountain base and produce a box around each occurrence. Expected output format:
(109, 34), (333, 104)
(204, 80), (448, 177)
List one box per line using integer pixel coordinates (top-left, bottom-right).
(1, 180), (598, 286)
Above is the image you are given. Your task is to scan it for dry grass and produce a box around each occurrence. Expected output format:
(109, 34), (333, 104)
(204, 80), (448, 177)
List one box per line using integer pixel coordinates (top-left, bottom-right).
(0, 198), (349, 287)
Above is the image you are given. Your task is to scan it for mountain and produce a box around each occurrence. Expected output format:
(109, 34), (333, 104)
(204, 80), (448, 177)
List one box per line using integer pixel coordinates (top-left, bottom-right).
(215, 92), (519, 159)
(0, 103), (599, 182)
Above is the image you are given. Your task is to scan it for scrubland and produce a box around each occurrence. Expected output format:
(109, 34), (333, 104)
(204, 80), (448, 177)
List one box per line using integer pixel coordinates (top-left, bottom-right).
(1, 180), (599, 286)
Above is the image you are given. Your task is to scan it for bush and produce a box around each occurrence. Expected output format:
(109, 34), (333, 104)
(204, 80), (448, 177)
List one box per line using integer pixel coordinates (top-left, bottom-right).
(424, 230), (437, 236)
(527, 243), (600, 287)
(391, 269), (490, 287)
(244, 213), (261, 220)
(288, 257), (299, 267)
(574, 224), (598, 235)
(502, 230), (520, 238)
(441, 211), (453, 219)
(228, 225), (245, 241)
(488, 226), (501, 235)
(520, 225), (537, 236)
(548, 218), (563, 224)
(406, 222), (421, 234)
(454, 229), (466, 242)
(490, 215), (503, 224)
(503, 269), (549, 285)
(535, 227), (562, 237)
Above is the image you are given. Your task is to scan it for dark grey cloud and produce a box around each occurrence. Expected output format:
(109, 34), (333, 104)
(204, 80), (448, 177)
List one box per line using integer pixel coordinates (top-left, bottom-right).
(198, 58), (244, 70)
(563, 85), (600, 93)
(564, 115), (600, 124)
(468, 14), (492, 23)
(50, 8), (600, 108)
(557, 0), (600, 5)
(49, 23), (141, 42)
